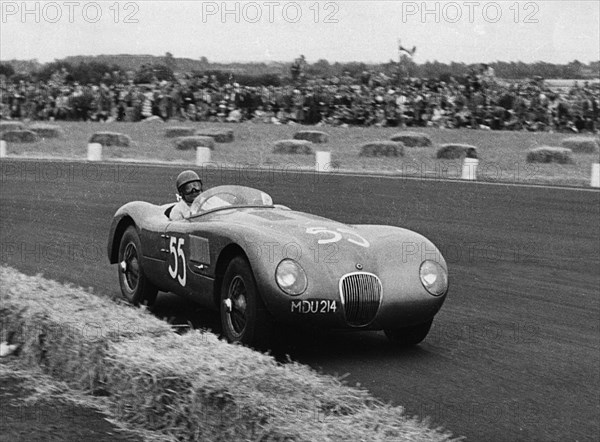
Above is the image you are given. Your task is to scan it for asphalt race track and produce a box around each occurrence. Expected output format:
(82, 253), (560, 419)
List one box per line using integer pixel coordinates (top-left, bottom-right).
(1, 158), (598, 441)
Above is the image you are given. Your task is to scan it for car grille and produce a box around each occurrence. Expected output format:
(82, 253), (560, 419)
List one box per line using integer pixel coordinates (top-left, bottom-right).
(339, 272), (383, 327)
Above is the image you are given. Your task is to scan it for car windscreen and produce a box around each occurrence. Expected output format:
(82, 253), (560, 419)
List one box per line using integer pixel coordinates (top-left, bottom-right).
(190, 185), (273, 216)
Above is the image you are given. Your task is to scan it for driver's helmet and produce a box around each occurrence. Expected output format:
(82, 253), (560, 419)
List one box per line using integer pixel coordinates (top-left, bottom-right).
(176, 170), (202, 193)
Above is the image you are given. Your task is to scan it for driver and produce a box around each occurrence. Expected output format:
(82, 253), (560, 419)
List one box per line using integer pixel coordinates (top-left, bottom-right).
(170, 170), (203, 220)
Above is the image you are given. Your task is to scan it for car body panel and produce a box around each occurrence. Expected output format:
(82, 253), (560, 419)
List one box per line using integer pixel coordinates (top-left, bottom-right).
(108, 186), (448, 330)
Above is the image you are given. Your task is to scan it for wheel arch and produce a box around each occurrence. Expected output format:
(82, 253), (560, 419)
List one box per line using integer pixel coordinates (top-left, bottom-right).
(212, 244), (254, 308)
(108, 215), (136, 264)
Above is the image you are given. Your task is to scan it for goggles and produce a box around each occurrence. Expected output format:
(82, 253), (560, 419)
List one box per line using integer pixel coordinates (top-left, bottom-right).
(182, 182), (202, 196)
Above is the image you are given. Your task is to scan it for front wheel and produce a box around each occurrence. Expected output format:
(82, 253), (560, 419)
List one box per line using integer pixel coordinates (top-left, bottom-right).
(220, 257), (271, 348)
(117, 226), (158, 306)
(384, 319), (433, 346)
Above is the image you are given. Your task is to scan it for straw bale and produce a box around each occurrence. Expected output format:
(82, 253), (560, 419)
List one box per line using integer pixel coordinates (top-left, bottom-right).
(29, 124), (64, 138)
(390, 132), (432, 147)
(1, 130), (38, 143)
(436, 144), (478, 160)
(293, 130), (329, 144)
(174, 136), (215, 150)
(359, 141), (404, 157)
(561, 137), (599, 153)
(89, 132), (131, 147)
(0, 121), (25, 132)
(526, 146), (574, 164)
(273, 139), (314, 155)
(164, 127), (195, 138)
(195, 128), (235, 143)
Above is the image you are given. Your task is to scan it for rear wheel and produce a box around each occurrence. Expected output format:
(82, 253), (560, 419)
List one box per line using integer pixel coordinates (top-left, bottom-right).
(220, 257), (271, 348)
(117, 226), (158, 306)
(384, 319), (433, 346)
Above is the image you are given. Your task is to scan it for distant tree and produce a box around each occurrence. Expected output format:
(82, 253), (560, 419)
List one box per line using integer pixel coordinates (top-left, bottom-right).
(36, 61), (74, 82)
(11, 72), (34, 83)
(71, 61), (123, 84)
(134, 63), (174, 83)
(306, 59), (332, 77)
(164, 52), (176, 72)
(438, 72), (454, 83)
(0, 63), (15, 78)
(562, 60), (583, 78)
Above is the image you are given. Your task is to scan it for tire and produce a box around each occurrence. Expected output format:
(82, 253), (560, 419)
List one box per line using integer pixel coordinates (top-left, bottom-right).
(117, 226), (158, 306)
(220, 256), (271, 347)
(384, 319), (433, 346)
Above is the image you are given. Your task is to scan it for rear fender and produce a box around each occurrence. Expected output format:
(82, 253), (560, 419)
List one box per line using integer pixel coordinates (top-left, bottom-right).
(107, 214), (135, 264)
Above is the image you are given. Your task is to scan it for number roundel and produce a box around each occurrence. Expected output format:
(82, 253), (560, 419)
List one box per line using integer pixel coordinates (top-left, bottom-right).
(306, 227), (370, 248)
(168, 237), (187, 287)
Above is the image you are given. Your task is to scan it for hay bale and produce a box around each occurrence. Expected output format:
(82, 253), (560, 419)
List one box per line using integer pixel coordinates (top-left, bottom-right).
(0, 130), (38, 143)
(0, 266), (456, 442)
(89, 132), (131, 147)
(526, 146), (574, 164)
(436, 144), (478, 160)
(195, 128), (235, 143)
(28, 124), (64, 139)
(140, 115), (164, 123)
(165, 127), (196, 138)
(359, 141), (404, 157)
(293, 130), (329, 144)
(273, 139), (314, 155)
(561, 137), (599, 153)
(0, 121), (24, 132)
(390, 132), (432, 147)
(174, 136), (215, 150)
(0, 266), (172, 393)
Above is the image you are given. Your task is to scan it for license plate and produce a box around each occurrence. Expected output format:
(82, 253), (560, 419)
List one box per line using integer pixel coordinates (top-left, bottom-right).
(291, 299), (337, 314)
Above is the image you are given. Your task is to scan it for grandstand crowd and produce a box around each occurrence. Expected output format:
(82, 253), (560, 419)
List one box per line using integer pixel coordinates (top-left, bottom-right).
(1, 65), (598, 133)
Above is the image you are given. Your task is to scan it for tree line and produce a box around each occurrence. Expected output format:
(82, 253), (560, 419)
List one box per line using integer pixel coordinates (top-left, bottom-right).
(1, 54), (598, 86)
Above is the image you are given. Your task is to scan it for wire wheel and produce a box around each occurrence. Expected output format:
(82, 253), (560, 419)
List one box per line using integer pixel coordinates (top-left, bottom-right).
(225, 275), (248, 338)
(117, 226), (158, 306)
(121, 243), (140, 292)
(220, 256), (272, 347)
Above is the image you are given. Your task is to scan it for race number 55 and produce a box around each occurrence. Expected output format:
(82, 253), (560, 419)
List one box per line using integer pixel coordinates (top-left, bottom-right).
(306, 227), (370, 247)
(168, 237), (186, 286)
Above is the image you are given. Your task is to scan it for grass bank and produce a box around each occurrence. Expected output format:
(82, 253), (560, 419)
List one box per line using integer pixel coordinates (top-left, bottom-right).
(3, 120), (599, 186)
(0, 266), (460, 441)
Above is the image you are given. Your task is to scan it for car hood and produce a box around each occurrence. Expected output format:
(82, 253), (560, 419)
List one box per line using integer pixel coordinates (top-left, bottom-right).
(196, 207), (442, 276)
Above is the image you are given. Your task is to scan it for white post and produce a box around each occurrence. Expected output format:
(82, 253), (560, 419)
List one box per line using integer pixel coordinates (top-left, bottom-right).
(195, 147), (211, 166)
(315, 151), (331, 172)
(87, 143), (102, 161)
(461, 158), (479, 181)
(591, 163), (600, 188)
(0, 140), (6, 158)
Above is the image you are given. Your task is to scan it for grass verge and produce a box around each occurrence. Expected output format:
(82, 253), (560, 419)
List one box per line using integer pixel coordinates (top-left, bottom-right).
(2, 121), (599, 186)
(0, 266), (460, 441)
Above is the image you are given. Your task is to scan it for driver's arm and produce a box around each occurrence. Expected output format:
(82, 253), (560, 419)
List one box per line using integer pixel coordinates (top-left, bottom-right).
(169, 200), (190, 221)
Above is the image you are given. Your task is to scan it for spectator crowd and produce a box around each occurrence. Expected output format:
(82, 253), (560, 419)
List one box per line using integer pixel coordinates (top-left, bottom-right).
(1, 66), (598, 133)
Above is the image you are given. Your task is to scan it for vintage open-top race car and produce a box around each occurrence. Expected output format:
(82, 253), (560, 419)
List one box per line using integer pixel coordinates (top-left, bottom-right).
(107, 185), (449, 346)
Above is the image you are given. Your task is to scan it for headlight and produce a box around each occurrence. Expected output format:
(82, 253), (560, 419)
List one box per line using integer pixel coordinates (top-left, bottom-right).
(275, 259), (307, 295)
(419, 260), (448, 296)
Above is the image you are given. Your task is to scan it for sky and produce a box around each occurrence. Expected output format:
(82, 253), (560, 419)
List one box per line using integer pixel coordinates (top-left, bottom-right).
(1, 0), (599, 64)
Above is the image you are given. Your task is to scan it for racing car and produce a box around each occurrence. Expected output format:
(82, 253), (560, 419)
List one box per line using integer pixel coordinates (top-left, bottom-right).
(107, 185), (449, 346)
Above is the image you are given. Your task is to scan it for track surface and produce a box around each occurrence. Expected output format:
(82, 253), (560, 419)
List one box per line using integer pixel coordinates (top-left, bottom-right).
(1, 159), (598, 441)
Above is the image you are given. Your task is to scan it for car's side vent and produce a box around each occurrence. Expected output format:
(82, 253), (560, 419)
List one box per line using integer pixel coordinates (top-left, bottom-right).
(339, 272), (383, 327)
